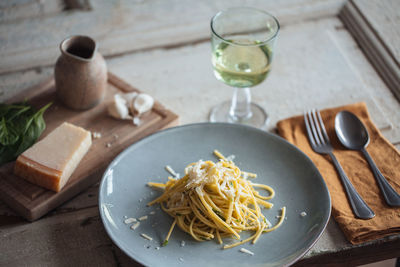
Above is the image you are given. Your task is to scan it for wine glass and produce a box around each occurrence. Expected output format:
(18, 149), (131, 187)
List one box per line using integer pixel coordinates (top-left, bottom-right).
(210, 7), (280, 128)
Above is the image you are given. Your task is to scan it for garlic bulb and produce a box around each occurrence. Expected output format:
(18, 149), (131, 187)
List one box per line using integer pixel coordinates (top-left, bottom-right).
(107, 94), (131, 120)
(131, 93), (154, 116)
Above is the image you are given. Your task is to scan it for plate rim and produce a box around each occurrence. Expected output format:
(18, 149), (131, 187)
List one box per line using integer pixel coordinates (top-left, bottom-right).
(98, 122), (332, 267)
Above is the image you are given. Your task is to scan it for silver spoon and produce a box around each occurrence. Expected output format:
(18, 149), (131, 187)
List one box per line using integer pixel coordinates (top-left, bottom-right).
(335, 111), (400, 207)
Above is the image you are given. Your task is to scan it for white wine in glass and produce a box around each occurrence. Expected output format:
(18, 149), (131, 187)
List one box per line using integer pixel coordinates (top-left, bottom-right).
(210, 7), (279, 127)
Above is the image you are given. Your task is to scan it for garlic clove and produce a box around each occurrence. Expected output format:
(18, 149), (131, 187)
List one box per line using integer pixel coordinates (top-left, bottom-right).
(114, 94), (127, 105)
(108, 94), (131, 119)
(132, 116), (141, 126)
(132, 93), (154, 116)
(121, 92), (138, 103)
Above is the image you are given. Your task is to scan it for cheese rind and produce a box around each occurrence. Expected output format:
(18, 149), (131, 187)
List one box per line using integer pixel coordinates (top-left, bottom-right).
(14, 122), (92, 192)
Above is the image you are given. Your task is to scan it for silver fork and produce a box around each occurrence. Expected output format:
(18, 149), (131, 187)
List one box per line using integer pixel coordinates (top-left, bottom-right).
(304, 109), (375, 219)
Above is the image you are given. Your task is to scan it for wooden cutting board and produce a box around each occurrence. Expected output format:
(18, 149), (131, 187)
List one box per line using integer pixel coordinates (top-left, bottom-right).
(0, 72), (179, 221)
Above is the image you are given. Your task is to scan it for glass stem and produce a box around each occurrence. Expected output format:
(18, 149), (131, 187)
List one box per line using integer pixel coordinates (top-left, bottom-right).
(229, 87), (252, 121)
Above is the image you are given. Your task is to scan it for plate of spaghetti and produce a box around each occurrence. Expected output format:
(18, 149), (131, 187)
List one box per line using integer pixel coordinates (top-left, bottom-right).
(99, 123), (331, 267)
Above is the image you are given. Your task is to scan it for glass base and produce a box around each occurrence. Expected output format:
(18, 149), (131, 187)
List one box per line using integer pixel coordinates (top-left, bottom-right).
(209, 101), (268, 128)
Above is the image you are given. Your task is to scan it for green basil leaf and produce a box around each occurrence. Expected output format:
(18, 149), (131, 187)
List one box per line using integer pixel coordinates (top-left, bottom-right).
(0, 103), (29, 118)
(32, 102), (51, 133)
(0, 117), (20, 146)
(0, 102), (51, 164)
(7, 105), (31, 122)
(14, 121), (38, 156)
(0, 145), (17, 165)
(14, 103), (51, 156)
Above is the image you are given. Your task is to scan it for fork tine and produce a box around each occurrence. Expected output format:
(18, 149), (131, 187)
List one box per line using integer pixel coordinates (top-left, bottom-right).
(316, 110), (330, 144)
(311, 109), (326, 144)
(307, 110), (321, 145)
(304, 112), (316, 147)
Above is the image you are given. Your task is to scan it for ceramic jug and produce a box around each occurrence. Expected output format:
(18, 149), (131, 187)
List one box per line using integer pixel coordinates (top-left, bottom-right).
(54, 35), (107, 110)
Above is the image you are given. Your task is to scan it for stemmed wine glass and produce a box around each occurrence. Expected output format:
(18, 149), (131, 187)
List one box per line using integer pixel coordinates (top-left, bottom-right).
(210, 7), (280, 128)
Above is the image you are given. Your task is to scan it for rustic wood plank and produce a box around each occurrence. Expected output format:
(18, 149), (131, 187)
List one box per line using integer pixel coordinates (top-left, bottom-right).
(0, 0), (65, 23)
(0, 207), (118, 267)
(112, 244), (143, 267)
(0, 0), (346, 74)
(0, 183), (99, 226)
(299, 218), (400, 264)
(340, 0), (400, 101)
(4, 76), (54, 104)
(294, 237), (400, 266)
(64, 0), (92, 10)
(53, 183), (99, 212)
(0, 67), (53, 101)
(353, 0), (400, 65)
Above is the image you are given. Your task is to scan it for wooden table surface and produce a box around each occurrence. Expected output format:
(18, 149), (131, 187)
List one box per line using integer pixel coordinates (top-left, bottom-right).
(1, 0), (400, 266)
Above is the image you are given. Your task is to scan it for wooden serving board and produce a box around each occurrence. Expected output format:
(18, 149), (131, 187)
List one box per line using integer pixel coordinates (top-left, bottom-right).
(0, 72), (179, 221)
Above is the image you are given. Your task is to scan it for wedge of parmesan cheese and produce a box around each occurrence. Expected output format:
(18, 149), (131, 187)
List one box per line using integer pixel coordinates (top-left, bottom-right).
(14, 122), (92, 192)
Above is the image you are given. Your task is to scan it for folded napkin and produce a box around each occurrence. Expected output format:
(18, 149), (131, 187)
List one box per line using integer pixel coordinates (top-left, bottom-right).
(277, 102), (400, 244)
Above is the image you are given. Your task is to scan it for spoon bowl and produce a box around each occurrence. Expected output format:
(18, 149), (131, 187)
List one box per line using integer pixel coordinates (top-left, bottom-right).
(335, 111), (400, 207)
(335, 111), (369, 149)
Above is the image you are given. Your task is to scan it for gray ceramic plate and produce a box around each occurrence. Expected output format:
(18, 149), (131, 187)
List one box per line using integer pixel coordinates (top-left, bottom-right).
(99, 123), (331, 267)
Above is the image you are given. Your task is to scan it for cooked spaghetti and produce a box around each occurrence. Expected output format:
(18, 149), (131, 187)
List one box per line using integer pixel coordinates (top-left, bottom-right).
(147, 150), (285, 249)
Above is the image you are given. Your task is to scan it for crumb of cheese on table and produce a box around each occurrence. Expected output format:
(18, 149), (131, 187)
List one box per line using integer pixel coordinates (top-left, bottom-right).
(92, 132), (102, 139)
